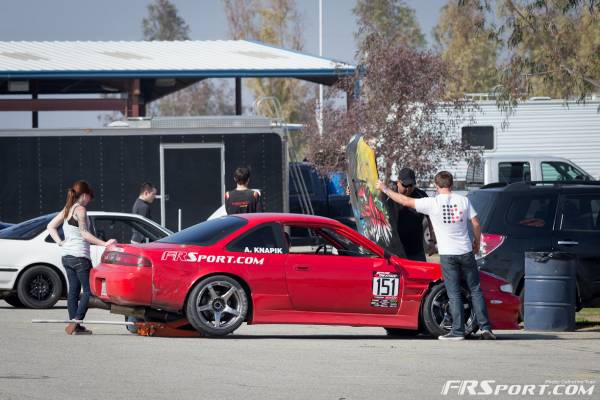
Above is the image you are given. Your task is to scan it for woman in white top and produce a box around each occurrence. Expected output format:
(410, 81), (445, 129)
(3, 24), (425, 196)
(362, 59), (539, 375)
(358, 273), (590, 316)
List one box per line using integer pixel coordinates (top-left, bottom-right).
(47, 180), (116, 335)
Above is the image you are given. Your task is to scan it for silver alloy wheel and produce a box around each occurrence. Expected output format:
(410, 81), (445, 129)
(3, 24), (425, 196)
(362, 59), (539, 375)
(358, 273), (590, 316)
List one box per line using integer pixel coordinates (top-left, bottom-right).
(195, 281), (244, 330)
(430, 288), (475, 332)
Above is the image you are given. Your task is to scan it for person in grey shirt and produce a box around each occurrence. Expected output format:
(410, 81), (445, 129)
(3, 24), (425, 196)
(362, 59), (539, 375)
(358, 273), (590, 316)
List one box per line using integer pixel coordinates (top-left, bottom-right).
(131, 182), (156, 243)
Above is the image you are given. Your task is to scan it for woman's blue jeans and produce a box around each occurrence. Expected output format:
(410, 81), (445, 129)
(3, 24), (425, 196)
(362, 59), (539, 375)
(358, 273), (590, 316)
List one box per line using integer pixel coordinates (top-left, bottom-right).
(62, 255), (92, 321)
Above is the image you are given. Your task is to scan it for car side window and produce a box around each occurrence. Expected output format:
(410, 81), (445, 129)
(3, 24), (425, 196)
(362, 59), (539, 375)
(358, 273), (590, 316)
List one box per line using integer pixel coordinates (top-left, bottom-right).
(498, 162), (531, 184)
(506, 196), (556, 229)
(284, 224), (377, 257)
(560, 195), (600, 231)
(541, 161), (587, 181)
(93, 218), (160, 244)
(227, 224), (284, 254)
(285, 226), (329, 254)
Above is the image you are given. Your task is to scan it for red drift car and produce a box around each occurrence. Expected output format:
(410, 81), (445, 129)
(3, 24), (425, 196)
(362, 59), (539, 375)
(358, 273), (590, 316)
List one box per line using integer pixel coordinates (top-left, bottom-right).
(91, 213), (519, 337)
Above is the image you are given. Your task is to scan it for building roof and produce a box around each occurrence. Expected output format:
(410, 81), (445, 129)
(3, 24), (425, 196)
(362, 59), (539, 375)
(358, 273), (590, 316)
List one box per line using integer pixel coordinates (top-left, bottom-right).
(0, 40), (355, 85)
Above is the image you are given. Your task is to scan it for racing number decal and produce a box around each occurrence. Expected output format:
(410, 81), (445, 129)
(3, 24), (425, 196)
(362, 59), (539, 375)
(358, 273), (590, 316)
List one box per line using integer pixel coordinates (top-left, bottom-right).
(371, 272), (399, 308)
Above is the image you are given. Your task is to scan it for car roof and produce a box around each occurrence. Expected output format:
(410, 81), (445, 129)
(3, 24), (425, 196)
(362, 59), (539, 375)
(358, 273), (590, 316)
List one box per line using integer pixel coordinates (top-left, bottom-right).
(478, 181), (600, 193)
(483, 154), (572, 162)
(236, 213), (343, 225)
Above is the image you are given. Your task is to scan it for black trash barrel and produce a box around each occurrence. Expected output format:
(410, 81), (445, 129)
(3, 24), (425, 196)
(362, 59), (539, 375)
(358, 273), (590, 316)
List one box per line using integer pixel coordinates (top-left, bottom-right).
(524, 252), (576, 331)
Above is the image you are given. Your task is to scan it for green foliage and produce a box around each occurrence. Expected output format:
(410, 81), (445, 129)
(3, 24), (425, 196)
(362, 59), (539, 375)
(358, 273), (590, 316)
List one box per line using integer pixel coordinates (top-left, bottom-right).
(222, 0), (312, 123)
(142, 0), (190, 41)
(353, 0), (426, 50)
(433, 0), (500, 96)
(142, 0), (234, 116)
(491, 0), (599, 103)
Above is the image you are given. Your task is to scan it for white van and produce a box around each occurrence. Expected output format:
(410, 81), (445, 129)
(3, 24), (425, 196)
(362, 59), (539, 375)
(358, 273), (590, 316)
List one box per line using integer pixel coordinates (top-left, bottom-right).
(466, 155), (594, 186)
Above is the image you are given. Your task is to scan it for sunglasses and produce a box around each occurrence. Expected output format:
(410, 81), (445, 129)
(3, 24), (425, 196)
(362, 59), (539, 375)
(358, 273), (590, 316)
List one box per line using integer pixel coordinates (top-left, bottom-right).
(400, 183), (414, 188)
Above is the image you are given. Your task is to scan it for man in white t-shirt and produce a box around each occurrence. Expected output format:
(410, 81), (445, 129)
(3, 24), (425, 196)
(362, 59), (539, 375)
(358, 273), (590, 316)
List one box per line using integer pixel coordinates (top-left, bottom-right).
(376, 171), (495, 341)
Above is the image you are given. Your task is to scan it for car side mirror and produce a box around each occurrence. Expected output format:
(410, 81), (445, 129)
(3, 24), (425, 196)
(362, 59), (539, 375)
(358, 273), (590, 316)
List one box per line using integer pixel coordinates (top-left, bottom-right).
(383, 249), (392, 263)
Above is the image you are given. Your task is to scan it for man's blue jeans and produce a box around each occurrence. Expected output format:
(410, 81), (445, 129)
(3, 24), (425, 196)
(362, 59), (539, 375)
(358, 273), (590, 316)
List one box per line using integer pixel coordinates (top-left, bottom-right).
(439, 252), (491, 335)
(62, 255), (92, 321)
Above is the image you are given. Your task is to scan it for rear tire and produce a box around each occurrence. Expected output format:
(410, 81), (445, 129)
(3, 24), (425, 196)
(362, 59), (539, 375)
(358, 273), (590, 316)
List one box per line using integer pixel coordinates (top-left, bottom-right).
(186, 275), (248, 337)
(3, 293), (24, 308)
(17, 265), (63, 309)
(421, 283), (478, 338)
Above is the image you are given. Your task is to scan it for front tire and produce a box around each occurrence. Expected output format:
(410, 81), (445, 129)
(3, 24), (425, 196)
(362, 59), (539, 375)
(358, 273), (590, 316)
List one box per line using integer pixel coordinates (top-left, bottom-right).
(421, 283), (478, 337)
(16, 265), (63, 309)
(3, 293), (24, 308)
(186, 275), (248, 337)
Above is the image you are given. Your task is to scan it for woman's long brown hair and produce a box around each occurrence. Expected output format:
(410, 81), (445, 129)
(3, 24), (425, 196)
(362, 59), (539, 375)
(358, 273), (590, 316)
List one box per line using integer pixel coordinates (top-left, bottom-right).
(63, 180), (94, 218)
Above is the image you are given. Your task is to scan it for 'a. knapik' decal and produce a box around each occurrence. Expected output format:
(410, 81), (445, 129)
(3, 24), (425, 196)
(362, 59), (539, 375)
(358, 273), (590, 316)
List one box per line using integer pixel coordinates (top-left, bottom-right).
(244, 247), (283, 254)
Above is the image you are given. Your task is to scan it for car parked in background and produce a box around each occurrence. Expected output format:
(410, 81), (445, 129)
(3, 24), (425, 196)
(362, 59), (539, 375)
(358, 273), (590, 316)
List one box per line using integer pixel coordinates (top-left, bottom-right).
(91, 213), (519, 338)
(466, 155), (593, 186)
(289, 162), (355, 228)
(469, 181), (600, 311)
(0, 212), (172, 309)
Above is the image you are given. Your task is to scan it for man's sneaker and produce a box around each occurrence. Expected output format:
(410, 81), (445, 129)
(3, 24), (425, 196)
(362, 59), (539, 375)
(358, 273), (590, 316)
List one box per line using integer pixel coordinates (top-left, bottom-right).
(74, 324), (93, 335)
(438, 332), (465, 341)
(480, 330), (496, 340)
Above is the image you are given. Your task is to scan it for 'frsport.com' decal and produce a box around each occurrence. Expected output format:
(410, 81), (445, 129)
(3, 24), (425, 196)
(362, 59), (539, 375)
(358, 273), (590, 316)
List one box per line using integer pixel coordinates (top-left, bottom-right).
(161, 251), (264, 265)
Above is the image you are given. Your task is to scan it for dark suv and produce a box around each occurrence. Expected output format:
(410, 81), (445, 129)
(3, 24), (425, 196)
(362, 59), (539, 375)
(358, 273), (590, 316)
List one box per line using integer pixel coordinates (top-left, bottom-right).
(468, 181), (600, 309)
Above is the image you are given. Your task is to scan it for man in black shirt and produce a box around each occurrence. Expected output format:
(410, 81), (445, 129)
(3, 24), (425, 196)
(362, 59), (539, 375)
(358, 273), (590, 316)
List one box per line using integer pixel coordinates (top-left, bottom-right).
(131, 182), (156, 243)
(225, 167), (263, 214)
(392, 168), (429, 261)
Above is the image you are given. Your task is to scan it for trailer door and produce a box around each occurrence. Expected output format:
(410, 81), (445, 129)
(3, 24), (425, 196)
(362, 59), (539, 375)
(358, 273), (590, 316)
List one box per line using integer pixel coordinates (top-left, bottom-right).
(160, 143), (224, 231)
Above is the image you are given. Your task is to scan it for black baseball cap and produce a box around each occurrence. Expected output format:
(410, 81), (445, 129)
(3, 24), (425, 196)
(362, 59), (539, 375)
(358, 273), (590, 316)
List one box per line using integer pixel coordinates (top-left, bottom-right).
(397, 168), (416, 186)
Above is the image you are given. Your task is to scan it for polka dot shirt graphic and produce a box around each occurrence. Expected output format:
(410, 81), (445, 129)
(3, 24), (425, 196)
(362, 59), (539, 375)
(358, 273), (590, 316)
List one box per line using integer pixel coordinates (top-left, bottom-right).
(415, 194), (477, 255)
(442, 204), (464, 224)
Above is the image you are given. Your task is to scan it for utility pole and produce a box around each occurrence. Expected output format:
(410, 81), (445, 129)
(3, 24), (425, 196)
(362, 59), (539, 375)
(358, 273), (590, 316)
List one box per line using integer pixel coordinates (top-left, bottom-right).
(317, 0), (324, 136)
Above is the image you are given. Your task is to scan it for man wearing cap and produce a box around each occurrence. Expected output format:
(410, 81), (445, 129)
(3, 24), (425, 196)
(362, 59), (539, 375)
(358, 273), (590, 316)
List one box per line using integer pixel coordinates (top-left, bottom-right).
(390, 168), (429, 262)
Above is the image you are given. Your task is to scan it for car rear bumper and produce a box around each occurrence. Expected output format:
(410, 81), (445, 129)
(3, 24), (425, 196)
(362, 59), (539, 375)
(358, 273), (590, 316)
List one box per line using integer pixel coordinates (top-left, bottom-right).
(90, 263), (152, 306)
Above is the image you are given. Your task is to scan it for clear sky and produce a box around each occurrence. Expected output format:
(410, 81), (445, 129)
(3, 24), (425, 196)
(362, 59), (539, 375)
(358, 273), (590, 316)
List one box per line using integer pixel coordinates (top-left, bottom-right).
(0, 0), (447, 128)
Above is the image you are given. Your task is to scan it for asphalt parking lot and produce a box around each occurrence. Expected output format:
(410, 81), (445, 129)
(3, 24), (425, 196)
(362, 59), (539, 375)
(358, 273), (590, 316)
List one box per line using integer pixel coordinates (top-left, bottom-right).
(1, 300), (599, 400)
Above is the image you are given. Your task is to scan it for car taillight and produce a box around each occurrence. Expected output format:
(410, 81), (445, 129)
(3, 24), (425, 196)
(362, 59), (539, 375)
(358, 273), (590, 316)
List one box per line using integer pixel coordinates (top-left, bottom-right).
(101, 251), (152, 268)
(478, 233), (505, 259)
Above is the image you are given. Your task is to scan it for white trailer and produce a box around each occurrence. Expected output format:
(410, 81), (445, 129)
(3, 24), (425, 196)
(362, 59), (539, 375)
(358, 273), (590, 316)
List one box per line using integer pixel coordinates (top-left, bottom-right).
(448, 98), (600, 182)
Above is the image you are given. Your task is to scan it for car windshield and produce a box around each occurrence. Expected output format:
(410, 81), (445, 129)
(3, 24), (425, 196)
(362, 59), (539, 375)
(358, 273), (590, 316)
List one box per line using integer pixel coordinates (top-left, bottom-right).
(158, 216), (247, 246)
(0, 213), (56, 240)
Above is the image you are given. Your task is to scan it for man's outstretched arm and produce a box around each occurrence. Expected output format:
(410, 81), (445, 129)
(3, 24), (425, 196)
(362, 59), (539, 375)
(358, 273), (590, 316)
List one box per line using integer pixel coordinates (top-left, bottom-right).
(375, 180), (416, 209)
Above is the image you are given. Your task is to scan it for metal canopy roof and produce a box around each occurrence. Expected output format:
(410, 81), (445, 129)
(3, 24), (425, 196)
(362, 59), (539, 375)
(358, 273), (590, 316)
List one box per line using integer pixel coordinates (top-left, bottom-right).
(0, 40), (355, 85)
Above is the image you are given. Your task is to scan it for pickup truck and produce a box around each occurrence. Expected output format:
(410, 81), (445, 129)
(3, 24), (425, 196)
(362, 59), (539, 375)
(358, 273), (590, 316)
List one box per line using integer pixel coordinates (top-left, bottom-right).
(466, 155), (594, 186)
(289, 162), (355, 228)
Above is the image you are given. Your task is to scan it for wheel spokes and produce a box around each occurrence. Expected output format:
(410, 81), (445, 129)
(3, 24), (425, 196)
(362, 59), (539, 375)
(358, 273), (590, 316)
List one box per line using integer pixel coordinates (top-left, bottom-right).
(207, 285), (218, 300)
(223, 305), (240, 317)
(221, 287), (235, 302)
(213, 311), (222, 327)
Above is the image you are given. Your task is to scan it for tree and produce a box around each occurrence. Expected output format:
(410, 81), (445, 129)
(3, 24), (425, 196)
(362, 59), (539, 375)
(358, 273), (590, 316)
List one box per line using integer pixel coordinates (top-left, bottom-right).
(142, 0), (234, 116)
(222, 0), (312, 123)
(353, 0), (426, 51)
(433, 0), (500, 97)
(142, 0), (190, 41)
(486, 0), (600, 104)
(304, 35), (475, 181)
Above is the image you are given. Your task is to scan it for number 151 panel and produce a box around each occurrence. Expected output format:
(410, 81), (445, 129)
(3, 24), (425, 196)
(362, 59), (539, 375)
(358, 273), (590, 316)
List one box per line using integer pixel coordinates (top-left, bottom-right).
(91, 213), (519, 337)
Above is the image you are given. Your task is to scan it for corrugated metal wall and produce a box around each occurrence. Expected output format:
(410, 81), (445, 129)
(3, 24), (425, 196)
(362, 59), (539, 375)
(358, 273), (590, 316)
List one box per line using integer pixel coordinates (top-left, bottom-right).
(448, 100), (600, 180)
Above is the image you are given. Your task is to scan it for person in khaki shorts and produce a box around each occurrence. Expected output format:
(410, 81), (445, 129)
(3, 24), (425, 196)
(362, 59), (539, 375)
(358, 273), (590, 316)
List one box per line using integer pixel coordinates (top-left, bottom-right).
(377, 171), (496, 340)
